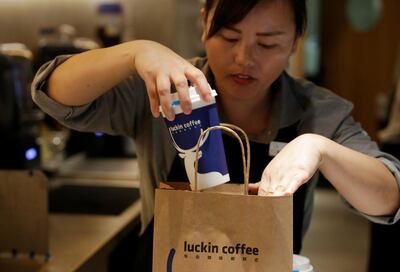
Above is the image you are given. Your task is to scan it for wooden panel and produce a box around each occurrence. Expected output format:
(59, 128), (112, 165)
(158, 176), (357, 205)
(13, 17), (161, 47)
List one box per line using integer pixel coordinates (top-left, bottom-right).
(320, 0), (400, 137)
(0, 199), (141, 272)
(0, 170), (49, 256)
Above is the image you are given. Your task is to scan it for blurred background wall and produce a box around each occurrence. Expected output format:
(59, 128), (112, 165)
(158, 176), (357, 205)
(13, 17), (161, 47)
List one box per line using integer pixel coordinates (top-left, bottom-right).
(0, 0), (203, 58)
(320, 0), (400, 138)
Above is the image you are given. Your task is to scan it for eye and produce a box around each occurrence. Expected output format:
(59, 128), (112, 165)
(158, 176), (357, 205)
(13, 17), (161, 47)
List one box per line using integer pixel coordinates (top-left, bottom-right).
(258, 43), (278, 49)
(221, 35), (239, 43)
(218, 30), (240, 43)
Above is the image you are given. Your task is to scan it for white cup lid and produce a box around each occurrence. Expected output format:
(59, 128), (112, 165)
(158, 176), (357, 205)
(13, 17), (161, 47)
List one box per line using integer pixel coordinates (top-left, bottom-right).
(293, 254), (312, 270)
(159, 85), (217, 115)
(170, 85), (217, 106)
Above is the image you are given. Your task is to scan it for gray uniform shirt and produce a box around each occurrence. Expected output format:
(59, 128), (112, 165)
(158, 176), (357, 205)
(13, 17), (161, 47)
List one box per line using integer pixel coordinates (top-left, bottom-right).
(32, 55), (400, 236)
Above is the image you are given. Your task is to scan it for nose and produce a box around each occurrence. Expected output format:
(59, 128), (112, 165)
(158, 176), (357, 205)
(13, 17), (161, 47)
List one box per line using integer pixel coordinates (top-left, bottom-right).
(233, 41), (254, 67)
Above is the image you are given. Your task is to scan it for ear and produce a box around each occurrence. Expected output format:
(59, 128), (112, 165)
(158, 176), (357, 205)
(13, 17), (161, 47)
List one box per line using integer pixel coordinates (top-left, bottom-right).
(290, 36), (301, 56)
(200, 7), (208, 43)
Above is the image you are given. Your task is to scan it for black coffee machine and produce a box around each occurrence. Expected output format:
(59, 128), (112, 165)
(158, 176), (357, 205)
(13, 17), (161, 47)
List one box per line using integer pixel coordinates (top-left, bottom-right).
(0, 43), (44, 169)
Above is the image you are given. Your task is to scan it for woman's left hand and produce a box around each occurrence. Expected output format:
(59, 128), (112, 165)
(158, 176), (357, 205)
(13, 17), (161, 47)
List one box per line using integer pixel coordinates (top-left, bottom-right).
(248, 134), (325, 196)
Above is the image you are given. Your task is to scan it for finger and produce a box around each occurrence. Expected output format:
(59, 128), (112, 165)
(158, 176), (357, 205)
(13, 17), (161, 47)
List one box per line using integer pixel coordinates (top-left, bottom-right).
(258, 177), (274, 197)
(248, 182), (260, 195)
(185, 67), (211, 102)
(284, 182), (300, 195)
(257, 167), (276, 196)
(284, 171), (310, 195)
(271, 184), (287, 197)
(156, 74), (174, 121)
(171, 72), (191, 115)
(144, 79), (160, 118)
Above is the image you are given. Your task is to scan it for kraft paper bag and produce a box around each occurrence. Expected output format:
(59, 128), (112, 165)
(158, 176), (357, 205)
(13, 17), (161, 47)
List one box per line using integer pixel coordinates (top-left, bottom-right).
(153, 124), (293, 272)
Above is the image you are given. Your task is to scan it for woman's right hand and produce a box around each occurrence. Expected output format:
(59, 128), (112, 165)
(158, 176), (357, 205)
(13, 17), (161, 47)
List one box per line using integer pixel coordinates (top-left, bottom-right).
(132, 40), (211, 120)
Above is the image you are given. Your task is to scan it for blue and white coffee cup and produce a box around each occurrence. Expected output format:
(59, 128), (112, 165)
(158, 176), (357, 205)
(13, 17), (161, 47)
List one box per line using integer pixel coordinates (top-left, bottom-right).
(161, 86), (230, 190)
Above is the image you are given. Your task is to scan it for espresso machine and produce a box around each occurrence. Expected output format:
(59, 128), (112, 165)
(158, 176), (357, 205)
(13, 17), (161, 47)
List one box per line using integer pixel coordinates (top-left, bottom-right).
(0, 43), (44, 169)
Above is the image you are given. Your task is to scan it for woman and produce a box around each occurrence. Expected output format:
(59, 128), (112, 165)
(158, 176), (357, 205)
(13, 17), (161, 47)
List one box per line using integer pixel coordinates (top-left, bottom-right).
(32, 0), (400, 269)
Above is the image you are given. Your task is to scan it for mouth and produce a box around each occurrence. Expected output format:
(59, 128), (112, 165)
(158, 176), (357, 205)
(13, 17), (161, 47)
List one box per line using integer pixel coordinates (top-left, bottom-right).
(231, 73), (255, 85)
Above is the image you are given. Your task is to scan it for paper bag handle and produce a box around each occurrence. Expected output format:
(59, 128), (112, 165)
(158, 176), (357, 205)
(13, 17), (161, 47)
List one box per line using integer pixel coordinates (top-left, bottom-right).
(194, 123), (250, 195)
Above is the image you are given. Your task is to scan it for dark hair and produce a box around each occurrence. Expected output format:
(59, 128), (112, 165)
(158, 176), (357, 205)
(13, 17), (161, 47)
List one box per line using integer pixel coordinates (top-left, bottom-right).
(204, 0), (307, 38)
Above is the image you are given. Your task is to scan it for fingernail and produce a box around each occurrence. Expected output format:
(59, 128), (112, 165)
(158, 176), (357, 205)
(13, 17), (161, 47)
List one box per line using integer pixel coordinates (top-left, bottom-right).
(152, 109), (160, 118)
(183, 102), (192, 114)
(167, 110), (175, 121)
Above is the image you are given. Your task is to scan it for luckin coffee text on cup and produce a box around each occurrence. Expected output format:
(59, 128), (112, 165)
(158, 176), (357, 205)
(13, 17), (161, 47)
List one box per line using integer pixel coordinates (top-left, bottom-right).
(168, 120), (201, 133)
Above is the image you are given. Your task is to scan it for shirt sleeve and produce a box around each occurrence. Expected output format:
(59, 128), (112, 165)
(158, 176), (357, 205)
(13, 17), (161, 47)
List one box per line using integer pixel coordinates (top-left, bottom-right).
(31, 55), (150, 138)
(333, 115), (400, 224)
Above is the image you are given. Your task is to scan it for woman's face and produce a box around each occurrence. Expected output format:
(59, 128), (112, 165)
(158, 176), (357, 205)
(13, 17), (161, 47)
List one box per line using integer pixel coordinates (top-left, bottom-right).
(202, 0), (298, 102)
